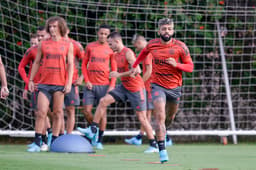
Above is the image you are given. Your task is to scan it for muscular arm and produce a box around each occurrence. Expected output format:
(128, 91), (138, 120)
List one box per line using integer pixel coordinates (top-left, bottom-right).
(0, 57), (7, 87)
(109, 53), (117, 87)
(176, 44), (193, 72)
(143, 64), (152, 82)
(81, 46), (90, 83)
(110, 50), (138, 78)
(176, 60), (194, 72)
(132, 47), (149, 68)
(0, 56), (9, 99)
(18, 51), (31, 85)
(142, 54), (152, 82)
(66, 42), (74, 88)
(166, 44), (194, 73)
(29, 43), (42, 82)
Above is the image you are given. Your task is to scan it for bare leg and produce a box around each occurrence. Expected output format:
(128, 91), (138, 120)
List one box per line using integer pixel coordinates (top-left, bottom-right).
(51, 91), (64, 137)
(93, 94), (115, 123)
(35, 92), (49, 134)
(83, 105), (94, 125)
(153, 98), (166, 141)
(136, 110), (154, 140)
(66, 106), (75, 134)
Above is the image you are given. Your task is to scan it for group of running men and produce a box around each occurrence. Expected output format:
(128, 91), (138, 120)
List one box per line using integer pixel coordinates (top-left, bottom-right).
(15, 16), (193, 163)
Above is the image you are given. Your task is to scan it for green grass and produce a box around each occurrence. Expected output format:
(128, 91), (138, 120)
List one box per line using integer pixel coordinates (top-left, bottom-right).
(0, 144), (255, 170)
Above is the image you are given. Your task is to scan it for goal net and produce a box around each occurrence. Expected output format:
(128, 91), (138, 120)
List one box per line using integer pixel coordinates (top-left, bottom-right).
(0, 0), (255, 142)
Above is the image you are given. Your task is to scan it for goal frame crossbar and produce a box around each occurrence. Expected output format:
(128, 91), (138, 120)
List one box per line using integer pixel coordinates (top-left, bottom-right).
(1, 130), (256, 137)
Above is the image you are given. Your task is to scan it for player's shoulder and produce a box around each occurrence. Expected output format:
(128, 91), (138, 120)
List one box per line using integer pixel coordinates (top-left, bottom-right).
(124, 46), (133, 53)
(71, 39), (82, 46)
(86, 41), (98, 48)
(70, 39), (83, 49)
(62, 37), (73, 44)
(148, 38), (161, 45)
(124, 47), (135, 56)
(41, 38), (51, 45)
(173, 39), (190, 55)
(24, 46), (38, 56)
(173, 39), (187, 48)
(27, 45), (38, 51)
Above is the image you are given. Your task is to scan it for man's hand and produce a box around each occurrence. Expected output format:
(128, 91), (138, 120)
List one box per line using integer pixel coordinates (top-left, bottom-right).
(0, 86), (9, 99)
(85, 81), (93, 90)
(130, 67), (140, 78)
(28, 80), (35, 92)
(22, 90), (28, 100)
(63, 84), (72, 94)
(165, 58), (177, 67)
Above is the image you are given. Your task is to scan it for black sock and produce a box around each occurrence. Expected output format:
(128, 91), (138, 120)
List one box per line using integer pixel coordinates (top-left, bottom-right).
(51, 135), (58, 144)
(90, 122), (99, 134)
(166, 135), (170, 141)
(47, 128), (52, 134)
(158, 140), (165, 151)
(42, 135), (47, 144)
(59, 133), (64, 136)
(35, 133), (42, 147)
(149, 139), (157, 148)
(98, 130), (104, 143)
(136, 133), (142, 140)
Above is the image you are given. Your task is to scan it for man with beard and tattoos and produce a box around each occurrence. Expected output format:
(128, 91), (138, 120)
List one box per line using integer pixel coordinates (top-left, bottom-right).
(131, 18), (194, 163)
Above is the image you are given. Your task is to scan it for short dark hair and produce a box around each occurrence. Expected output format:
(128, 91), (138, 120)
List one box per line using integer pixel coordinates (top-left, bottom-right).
(45, 16), (68, 37)
(158, 18), (174, 28)
(132, 34), (146, 44)
(30, 33), (38, 39)
(99, 24), (111, 31)
(107, 31), (122, 39)
(37, 26), (45, 31)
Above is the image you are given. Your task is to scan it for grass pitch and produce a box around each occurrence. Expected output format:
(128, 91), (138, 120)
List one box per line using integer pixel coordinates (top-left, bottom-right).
(0, 144), (255, 170)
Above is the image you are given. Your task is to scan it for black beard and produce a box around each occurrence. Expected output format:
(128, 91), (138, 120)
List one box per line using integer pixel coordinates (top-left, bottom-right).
(160, 34), (172, 42)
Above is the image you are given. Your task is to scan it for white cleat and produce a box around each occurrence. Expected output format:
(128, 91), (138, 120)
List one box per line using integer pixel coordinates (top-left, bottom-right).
(40, 143), (49, 152)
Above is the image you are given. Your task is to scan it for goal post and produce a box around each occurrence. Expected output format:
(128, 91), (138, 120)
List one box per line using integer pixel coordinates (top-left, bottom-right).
(0, 1), (255, 142)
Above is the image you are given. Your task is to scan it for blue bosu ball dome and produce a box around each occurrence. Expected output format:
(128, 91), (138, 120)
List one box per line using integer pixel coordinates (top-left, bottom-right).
(50, 134), (94, 153)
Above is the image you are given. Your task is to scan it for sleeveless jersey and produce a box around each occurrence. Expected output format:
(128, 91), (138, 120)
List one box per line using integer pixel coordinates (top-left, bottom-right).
(39, 38), (70, 86)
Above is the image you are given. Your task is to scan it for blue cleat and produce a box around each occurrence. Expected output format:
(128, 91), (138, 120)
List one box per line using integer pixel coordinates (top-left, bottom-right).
(144, 146), (159, 153)
(91, 128), (99, 146)
(124, 137), (142, 146)
(159, 150), (169, 163)
(47, 132), (52, 147)
(27, 144), (41, 152)
(77, 127), (99, 146)
(96, 142), (104, 150)
(27, 142), (37, 148)
(27, 140), (43, 148)
(166, 138), (173, 147)
(77, 127), (93, 139)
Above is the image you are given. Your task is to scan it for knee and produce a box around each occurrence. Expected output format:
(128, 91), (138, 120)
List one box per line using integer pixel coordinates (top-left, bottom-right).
(99, 97), (110, 107)
(137, 111), (147, 123)
(84, 108), (92, 115)
(66, 107), (75, 116)
(53, 109), (63, 119)
(36, 110), (47, 119)
(155, 114), (166, 125)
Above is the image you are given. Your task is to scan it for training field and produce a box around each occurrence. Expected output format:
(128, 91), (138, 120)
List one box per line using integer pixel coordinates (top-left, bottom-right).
(0, 144), (255, 170)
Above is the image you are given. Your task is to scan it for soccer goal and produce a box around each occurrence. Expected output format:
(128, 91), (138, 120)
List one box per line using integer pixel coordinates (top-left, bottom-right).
(0, 1), (255, 144)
